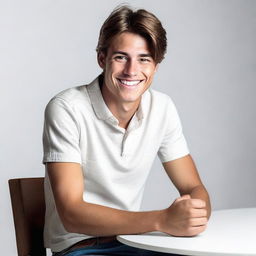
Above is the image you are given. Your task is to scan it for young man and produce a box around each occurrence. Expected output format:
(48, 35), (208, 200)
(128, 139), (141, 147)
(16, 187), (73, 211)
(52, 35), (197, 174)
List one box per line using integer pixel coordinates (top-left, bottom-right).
(43, 6), (211, 256)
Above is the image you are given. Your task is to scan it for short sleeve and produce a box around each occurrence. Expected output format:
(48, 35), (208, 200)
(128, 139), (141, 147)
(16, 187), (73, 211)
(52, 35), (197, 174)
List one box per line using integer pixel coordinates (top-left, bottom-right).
(157, 99), (189, 163)
(42, 97), (82, 164)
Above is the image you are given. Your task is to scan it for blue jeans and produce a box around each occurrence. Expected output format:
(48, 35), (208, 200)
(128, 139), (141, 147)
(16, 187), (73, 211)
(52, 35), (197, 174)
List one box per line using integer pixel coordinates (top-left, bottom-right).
(52, 240), (180, 256)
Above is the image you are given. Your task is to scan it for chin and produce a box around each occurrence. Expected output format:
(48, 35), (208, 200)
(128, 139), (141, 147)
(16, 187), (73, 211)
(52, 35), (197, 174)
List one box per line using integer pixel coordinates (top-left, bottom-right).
(120, 94), (142, 103)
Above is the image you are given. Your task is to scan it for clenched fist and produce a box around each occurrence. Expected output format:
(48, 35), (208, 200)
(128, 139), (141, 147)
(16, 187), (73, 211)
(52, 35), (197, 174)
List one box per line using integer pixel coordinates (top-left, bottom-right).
(159, 194), (208, 237)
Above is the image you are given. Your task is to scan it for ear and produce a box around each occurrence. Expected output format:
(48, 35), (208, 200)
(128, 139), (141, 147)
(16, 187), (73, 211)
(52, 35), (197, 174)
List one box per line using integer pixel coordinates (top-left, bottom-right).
(97, 51), (106, 69)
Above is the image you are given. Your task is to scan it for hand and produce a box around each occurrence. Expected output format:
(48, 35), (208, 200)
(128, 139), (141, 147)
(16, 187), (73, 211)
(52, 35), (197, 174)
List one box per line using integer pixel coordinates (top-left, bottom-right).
(160, 194), (208, 237)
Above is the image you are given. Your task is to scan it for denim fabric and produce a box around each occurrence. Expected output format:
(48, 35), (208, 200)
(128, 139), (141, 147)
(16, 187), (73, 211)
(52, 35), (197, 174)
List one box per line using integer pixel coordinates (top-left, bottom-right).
(52, 240), (180, 256)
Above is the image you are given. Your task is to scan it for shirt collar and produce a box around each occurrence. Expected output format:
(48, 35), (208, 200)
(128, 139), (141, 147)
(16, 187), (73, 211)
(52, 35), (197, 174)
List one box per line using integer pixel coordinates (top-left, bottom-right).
(87, 75), (146, 126)
(87, 76), (114, 122)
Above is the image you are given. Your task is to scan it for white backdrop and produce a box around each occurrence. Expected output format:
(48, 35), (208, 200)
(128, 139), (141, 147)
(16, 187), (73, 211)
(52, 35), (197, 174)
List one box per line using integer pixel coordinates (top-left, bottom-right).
(1, 1), (255, 255)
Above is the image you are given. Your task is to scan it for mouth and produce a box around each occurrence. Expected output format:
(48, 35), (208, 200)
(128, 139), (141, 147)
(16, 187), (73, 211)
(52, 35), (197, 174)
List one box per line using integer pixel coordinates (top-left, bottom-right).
(117, 78), (143, 88)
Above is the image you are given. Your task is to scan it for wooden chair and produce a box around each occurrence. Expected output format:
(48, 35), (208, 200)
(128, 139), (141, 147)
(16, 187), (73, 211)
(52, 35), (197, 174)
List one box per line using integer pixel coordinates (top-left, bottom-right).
(9, 177), (46, 256)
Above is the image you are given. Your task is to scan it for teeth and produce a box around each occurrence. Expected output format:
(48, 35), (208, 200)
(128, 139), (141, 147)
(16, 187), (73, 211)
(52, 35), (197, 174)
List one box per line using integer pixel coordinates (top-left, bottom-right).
(120, 80), (140, 86)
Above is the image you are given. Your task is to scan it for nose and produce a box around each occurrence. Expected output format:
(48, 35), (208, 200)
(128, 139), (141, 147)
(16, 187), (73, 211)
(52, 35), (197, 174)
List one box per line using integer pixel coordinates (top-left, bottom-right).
(123, 59), (139, 77)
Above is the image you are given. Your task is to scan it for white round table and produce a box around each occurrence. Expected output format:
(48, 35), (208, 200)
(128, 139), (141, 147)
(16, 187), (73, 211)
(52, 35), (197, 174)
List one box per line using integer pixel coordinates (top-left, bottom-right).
(117, 208), (256, 256)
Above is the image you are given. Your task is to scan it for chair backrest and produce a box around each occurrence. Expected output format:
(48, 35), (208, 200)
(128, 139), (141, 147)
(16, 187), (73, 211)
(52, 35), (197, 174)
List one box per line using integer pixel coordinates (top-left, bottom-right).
(9, 177), (46, 256)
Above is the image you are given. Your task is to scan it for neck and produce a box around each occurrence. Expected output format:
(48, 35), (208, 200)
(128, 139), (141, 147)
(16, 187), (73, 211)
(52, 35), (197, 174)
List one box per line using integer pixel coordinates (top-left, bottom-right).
(107, 100), (140, 129)
(100, 81), (140, 129)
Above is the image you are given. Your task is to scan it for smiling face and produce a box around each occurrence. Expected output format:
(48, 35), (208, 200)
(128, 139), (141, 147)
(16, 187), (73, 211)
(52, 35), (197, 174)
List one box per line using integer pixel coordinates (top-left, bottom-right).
(98, 32), (158, 108)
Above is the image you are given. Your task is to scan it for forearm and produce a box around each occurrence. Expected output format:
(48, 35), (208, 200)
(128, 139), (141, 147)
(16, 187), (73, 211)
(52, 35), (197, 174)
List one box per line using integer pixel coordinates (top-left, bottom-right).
(48, 162), (163, 237)
(189, 184), (211, 219)
(61, 200), (162, 236)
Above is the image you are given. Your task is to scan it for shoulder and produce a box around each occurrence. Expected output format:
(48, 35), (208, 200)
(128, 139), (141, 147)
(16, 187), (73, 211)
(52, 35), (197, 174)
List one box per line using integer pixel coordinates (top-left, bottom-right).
(49, 85), (89, 109)
(44, 86), (85, 122)
(44, 77), (97, 119)
(45, 77), (100, 114)
(147, 88), (177, 112)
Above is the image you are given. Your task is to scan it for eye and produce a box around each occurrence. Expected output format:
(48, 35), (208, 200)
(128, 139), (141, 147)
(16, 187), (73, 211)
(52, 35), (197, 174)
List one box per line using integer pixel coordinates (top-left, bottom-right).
(113, 55), (127, 62)
(139, 57), (151, 63)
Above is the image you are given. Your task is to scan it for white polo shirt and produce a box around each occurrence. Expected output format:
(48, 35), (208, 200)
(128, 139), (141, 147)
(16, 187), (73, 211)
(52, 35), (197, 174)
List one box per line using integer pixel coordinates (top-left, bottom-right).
(42, 76), (189, 252)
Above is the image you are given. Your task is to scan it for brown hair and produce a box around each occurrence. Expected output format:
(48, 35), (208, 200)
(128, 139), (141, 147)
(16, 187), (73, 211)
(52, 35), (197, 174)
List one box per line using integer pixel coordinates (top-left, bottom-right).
(96, 5), (167, 63)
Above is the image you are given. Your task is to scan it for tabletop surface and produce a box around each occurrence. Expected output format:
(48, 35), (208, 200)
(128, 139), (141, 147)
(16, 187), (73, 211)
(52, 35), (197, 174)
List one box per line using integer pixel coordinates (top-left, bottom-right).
(117, 208), (256, 256)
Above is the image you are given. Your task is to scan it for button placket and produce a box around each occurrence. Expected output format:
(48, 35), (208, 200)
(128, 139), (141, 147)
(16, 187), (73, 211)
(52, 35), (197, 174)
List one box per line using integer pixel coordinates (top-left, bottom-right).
(121, 118), (143, 157)
(121, 131), (129, 156)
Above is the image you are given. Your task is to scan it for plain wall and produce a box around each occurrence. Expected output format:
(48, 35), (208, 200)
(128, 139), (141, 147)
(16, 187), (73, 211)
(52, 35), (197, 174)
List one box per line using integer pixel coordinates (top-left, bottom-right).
(1, 1), (255, 255)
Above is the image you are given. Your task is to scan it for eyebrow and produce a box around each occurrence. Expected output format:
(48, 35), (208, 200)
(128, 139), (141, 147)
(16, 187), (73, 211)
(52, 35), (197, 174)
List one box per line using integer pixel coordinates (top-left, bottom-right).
(113, 51), (152, 58)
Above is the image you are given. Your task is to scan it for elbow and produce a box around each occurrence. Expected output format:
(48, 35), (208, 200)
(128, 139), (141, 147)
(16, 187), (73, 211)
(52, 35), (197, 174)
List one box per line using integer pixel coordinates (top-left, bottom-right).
(60, 212), (98, 236)
(57, 202), (95, 235)
(63, 220), (78, 234)
(56, 201), (85, 233)
(59, 208), (80, 233)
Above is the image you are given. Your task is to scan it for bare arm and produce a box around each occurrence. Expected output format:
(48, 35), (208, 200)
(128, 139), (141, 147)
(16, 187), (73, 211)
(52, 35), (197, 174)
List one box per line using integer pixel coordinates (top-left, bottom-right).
(47, 154), (211, 237)
(160, 154), (211, 236)
(163, 154), (211, 218)
(47, 162), (162, 236)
